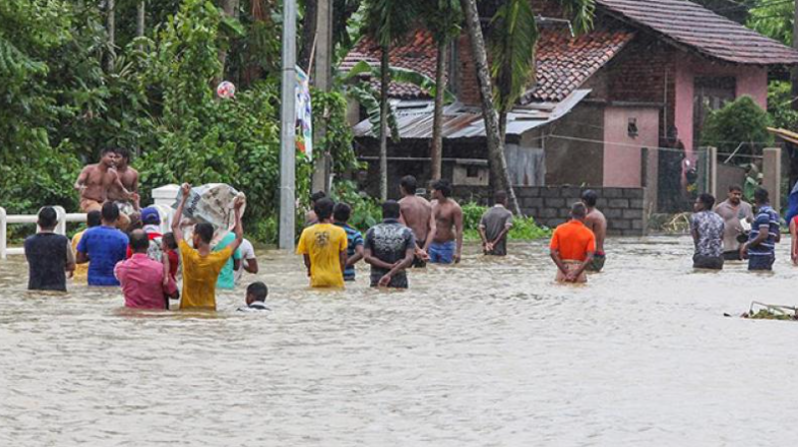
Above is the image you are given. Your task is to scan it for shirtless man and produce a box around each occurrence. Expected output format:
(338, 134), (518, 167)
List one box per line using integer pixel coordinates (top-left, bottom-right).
(581, 190), (607, 272)
(106, 148), (139, 229)
(74, 148), (130, 213)
(398, 175), (436, 266)
(429, 179), (463, 264)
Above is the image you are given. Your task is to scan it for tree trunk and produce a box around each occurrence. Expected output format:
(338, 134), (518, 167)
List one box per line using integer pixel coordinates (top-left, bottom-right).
(299, 0), (318, 72)
(430, 39), (447, 181)
(379, 45), (391, 201)
(106, 0), (116, 72)
(136, 0), (145, 38)
(217, 0), (239, 81)
(460, 0), (522, 216)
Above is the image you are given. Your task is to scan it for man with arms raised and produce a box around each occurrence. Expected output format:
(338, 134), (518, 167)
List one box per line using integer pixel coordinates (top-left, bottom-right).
(550, 203), (596, 283)
(74, 148), (131, 213)
(398, 175), (435, 266)
(364, 200), (416, 288)
(172, 183), (244, 310)
(429, 179), (463, 264)
(297, 198), (348, 288)
(478, 190), (514, 256)
(581, 190), (607, 272)
(714, 184), (754, 261)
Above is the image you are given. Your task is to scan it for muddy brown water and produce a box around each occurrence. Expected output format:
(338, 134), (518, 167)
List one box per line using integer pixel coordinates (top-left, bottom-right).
(2, 236), (798, 446)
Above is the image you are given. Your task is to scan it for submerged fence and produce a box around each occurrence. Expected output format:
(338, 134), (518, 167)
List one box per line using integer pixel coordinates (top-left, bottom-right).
(0, 207), (86, 260)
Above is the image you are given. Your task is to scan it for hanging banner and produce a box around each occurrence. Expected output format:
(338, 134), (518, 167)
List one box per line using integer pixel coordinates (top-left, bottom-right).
(295, 66), (313, 160)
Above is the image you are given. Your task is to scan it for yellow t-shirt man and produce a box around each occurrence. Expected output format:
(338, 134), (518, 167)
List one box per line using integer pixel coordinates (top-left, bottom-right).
(178, 239), (233, 310)
(297, 223), (347, 288)
(71, 231), (88, 283)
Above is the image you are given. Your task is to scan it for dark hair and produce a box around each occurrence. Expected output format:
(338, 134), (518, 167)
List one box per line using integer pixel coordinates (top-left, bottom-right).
(310, 191), (326, 204)
(314, 198), (335, 220)
(195, 222), (215, 244)
(571, 202), (587, 219)
(247, 281), (268, 301)
(382, 200), (401, 219)
(581, 190), (598, 207)
(754, 187), (769, 204)
(162, 232), (178, 250)
(87, 210), (102, 228)
(129, 230), (150, 252)
(494, 190), (507, 204)
(698, 193), (716, 209)
(431, 179), (452, 197)
(115, 147), (130, 162)
(400, 175), (417, 194)
(38, 207), (58, 229)
(333, 202), (352, 222)
(728, 184), (743, 193)
(101, 202), (120, 223)
(100, 148), (116, 156)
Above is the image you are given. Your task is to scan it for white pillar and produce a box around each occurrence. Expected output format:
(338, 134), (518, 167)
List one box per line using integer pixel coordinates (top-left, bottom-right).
(152, 184), (180, 207)
(54, 206), (67, 236)
(0, 207), (6, 260)
(279, 0), (298, 250)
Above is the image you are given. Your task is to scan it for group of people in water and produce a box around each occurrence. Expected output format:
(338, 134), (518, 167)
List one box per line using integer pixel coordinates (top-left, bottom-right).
(26, 149), (785, 313)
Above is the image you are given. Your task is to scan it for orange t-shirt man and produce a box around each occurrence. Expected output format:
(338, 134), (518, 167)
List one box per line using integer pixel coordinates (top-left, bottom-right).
(550, 219), (596, 282)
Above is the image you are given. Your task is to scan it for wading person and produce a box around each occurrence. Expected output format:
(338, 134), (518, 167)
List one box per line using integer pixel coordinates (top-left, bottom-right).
(478, 190), (514, 256)
(212, 229), (242, 290)
(115, 229), (177, 310)
(333, 202), (364, 282)
(740, 187), (780, 271)
(237, 281), (270, 312)
(74, 148), (131, 213)
(690, 193), (725, 270)
(581, 190), (607, 271)
(25, 207), (75, 291)
(305, 191), (327, 226)
(550, 202), (596, 283)
(234, 238), (259, 285)
(429, 179), (463, 264)
(172, 183), (245, 310)
(398, 175), (435, 266)
(364, 200), (416, 288)
(106, 148), (140, 230)
(71, 210), (101, 284)
(714, 185), (754, 261)
(76, 202), (129, 286)
(297, 198), (348, 288)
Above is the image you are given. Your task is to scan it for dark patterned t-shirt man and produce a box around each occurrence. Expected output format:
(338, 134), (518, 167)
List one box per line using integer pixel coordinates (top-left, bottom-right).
(364, 219), (415, 288)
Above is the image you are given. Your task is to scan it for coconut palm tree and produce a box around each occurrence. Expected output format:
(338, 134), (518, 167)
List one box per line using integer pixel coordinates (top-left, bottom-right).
(363, 0), (418, 200)
(420, 0), (462, 181)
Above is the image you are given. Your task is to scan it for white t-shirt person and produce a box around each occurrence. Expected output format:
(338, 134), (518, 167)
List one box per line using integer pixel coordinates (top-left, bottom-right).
(234, 239), (258, 284)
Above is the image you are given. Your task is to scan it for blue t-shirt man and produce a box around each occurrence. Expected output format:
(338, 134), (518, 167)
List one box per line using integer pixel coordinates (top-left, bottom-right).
(747, 203), (780, 270)
(335, 222), (364, 281)
(213, 231), (242, 290)
(76, 226), (129, 286)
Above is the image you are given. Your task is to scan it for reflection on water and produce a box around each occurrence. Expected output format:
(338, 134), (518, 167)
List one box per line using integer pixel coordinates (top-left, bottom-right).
(3, 236), (798, 446)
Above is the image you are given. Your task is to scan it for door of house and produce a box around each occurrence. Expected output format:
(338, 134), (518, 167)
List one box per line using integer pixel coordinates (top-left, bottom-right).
(693, 76), (736, 148)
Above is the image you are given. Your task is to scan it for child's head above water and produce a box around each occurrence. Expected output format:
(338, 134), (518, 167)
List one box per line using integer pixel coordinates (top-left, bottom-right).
(246, 281), (268, 305)
(162, 232), (178, 251)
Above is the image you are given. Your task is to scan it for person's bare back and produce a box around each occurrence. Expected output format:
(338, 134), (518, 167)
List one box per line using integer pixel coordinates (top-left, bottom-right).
(399, 195), (433, 245)
(585, 208), (607, 252)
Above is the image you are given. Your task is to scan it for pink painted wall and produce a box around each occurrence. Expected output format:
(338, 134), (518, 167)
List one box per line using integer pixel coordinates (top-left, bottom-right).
(673, 56), (768, 157)
(603, 107), (660, 187)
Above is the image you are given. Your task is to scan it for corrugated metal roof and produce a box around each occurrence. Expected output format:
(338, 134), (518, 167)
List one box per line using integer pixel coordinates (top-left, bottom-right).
(353, 89), (591, 140)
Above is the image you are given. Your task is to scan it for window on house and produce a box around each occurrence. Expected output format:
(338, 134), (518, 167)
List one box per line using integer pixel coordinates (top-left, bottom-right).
(466, 165), (480, 178)
(693, 76), (736, 147)
(628, 118), (638, 138)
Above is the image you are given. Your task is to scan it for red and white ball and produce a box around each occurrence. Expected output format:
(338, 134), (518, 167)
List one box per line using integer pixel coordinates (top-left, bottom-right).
(216, 81), (236, 99)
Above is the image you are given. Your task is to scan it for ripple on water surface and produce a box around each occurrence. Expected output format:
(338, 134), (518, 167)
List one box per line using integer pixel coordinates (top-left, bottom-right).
(2, 236), (798, 446)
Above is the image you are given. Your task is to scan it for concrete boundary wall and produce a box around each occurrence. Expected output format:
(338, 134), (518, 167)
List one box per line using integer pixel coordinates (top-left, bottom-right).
(453, 186), (648, 236)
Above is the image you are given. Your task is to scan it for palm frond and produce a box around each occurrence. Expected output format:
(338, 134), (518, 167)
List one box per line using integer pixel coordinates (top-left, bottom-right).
(489, 0), (538, 114)
(338, 61), (455, 103)
(346, 81), (400, 141)
(560, 0), (596, 35)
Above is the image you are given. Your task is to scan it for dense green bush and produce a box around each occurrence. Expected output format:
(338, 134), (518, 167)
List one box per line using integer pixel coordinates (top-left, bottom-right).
(700, 95), (773, 156)
(461, 202), (550, 241)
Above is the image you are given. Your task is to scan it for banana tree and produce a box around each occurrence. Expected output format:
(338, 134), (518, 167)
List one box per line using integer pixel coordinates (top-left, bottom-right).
(363, 0), (418, 200)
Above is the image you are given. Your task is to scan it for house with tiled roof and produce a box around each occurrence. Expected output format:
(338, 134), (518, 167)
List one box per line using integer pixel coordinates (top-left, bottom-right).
(343, 0), (798, 211)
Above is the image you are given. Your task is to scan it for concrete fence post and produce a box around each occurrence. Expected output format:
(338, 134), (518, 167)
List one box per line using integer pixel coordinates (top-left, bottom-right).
(763, 147), (782, 212)
(54, 206), (67, 236)
(0, 207), (6, 260)
(707, 146), (718, 198)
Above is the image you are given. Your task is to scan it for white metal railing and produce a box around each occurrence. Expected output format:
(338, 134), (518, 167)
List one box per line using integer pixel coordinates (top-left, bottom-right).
(0, 206), (86, 260)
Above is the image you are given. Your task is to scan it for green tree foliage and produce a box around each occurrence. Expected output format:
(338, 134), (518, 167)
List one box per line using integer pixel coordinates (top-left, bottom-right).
(747, 0), (793, 46)
(768, 81), (798, 130)
(460, 202), (549, 241)
(700, 95), (773, 156)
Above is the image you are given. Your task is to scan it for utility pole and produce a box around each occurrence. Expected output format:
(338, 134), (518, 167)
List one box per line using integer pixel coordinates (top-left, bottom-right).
(279, 0), (298, 250)
(311, 0), (333, 194)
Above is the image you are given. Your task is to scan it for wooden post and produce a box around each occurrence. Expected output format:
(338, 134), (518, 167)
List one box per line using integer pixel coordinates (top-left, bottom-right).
(707, 146), (718, 198)
(763, 147), (782, 212)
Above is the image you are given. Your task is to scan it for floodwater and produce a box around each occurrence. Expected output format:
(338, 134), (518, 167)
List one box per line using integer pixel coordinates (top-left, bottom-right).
(2, 236), (798, 446)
